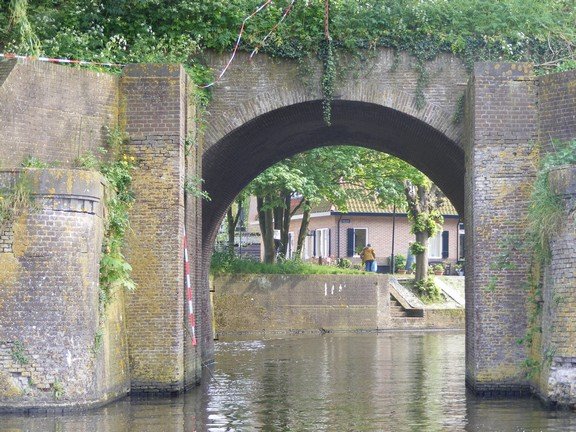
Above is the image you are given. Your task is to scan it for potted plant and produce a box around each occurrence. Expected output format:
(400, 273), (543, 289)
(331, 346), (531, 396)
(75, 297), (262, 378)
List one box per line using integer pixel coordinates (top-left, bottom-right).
(432, 263), (445, 275)
(394, 254), (406, 274)
(455, 262), (464, 276)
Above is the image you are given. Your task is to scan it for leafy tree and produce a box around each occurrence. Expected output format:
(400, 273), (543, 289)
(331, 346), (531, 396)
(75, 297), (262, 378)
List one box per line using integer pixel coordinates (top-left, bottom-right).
(404, 180), (445, 283)
(244, 146), (429, 264)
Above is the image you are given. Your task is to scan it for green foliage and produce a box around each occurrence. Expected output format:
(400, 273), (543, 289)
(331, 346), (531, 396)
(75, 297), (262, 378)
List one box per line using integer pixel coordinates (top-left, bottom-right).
(52, 379), (64, 400)
(526, 140), (576, 265)
(98, 129), (137, 317)
(184, 175), (211, 201)
(319, 39), (336, 125)
(414, 277), (442, 303)
(336, 258), (351, 269)
(410, 210), (443, 237)
(3, 0), (575, 109)
(409, 241), (426, 256)
(521, 357), (541, 379)
(0, 171), (34, 233)
(452, 93), (466, 125)
(394, 254), (406, 271)
(518, 139), (575, 380)
(21, 155), (54, 168)
(11, 340), (29, 365)
(210, 251), (363, 276)
(4, 0), (40, 55)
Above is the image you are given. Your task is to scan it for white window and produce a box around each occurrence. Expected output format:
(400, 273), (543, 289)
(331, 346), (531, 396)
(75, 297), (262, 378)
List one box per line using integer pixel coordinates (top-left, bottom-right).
(458, 223), (465, 260)
(315, 228), (329, 257)
(353, 228), (367, 255)
(428, 232), (442, 259)
(302, 235), (310, 260)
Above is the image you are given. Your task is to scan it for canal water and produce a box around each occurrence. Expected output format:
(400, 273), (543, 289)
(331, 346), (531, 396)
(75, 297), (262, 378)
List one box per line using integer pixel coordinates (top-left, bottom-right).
(2, 331), (576, 431)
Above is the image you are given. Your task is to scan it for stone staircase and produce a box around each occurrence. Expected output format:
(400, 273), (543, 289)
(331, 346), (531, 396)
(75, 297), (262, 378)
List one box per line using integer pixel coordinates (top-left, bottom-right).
(390, 294), (409, 318)
(389, 277), (425, 324)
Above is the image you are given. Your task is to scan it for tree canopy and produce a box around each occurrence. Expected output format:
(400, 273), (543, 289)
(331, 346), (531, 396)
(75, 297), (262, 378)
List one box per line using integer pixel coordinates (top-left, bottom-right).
(244, 146), (429, 262)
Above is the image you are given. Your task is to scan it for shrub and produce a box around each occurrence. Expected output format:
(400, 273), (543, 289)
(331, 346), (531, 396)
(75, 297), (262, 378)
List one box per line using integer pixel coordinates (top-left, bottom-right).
(414, 278), (442, 302)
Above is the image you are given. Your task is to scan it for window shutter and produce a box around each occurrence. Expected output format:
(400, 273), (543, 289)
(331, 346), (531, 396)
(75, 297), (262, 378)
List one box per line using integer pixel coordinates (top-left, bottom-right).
(442, 231), (449, 259)
(346, 228), (354, 257)
(328, 228), (331, 256)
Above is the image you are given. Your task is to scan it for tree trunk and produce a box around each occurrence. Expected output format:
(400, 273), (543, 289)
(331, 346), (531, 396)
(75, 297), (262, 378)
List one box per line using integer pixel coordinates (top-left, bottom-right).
(258, 195), (276, 264)
(226, 198), (244, 255)
(295, 201), (311, 258)
(414, 231), (429, 281)
(279, 193), (292, 259)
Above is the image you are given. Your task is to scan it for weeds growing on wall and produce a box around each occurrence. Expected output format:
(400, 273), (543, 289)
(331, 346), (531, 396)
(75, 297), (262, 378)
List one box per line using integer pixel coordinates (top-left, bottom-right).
(10, 340), (29, 365)
(75, 127), (137, 352)
(98, 132), (137, 312)
(519, 139), (576, 378)
(526, 140), (576, 265)
(0, 171), (34, 234)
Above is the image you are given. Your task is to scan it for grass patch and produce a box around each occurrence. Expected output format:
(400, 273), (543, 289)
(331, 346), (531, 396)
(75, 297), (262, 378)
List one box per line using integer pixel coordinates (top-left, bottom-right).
(211, 252), (365, 276)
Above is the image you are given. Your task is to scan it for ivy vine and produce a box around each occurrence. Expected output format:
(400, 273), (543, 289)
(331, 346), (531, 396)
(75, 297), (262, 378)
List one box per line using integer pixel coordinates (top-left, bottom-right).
(319, 39), (336, 125)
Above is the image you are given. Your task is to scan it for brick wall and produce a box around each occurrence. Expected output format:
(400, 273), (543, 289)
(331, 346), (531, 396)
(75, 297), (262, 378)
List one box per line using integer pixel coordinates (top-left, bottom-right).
(538, 70), (576, 147)
(538, 166), (576, 406)
(464, 63), (539, 395)
(0, 60), (118, 167)
(0, 169), (129, 410)
(213, 274), (391, 333)
(120, 64), (201, 392)
(535, 70), (576, 407)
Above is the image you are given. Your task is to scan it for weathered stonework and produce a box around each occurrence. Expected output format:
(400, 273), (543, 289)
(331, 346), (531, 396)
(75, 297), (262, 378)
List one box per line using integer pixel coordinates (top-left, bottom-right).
(0, 53), (575, 410)
(0, 169), (129, 411)
(120, 64), (203, 393)
(213, 274), (391, 333)
(538, 166), (576, 407)
(213, 274), (464, 334)
(464, 63), (539, 395)
(0, 60), (118, 167)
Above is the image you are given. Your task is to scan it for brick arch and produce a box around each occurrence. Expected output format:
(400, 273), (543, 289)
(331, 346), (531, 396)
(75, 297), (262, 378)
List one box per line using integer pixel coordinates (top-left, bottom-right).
(204, 83), (463, 150)
(202, 98), (464, 251)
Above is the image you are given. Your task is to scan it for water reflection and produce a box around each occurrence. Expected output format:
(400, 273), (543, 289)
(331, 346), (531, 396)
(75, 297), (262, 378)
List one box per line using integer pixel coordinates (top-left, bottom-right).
(1, 331), (576, 431)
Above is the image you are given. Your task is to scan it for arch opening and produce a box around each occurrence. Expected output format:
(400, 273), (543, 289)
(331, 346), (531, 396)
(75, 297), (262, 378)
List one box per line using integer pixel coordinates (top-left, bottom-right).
(203, 99), (464, 253)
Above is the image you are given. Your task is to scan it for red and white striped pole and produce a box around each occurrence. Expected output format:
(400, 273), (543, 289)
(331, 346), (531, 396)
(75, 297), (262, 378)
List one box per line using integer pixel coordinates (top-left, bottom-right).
(183, 227), (197, 346)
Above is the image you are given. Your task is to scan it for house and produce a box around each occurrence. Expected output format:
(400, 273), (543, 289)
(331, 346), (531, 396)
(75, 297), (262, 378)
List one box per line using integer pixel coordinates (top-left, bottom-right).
(248, 193), (464, 273)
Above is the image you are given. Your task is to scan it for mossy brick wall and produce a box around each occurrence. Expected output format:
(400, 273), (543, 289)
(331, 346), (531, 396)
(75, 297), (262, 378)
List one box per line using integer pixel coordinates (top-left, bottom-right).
(464, 63), (539, 395)
(538, 69), (576, 147)
(120, 64), (202, 393)
(213, 274), (391, 333)
(535, 71), (576, 407)
(538, 166), (576, 406)
(0, 60), (118, 167)
(183, 83), (210, 386)
(0, 169), (129, 411)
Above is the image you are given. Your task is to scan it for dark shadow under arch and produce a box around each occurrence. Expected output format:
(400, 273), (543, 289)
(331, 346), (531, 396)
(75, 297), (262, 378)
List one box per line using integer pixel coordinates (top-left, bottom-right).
(203, 100), (464, 249)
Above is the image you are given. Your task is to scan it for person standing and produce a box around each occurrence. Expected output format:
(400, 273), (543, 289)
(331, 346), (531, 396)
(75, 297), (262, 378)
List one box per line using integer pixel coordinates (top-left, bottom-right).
(360, 244), (376, 272)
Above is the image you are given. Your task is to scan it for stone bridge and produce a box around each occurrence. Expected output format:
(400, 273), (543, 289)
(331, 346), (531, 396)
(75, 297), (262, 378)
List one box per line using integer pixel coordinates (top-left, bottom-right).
(0, 49), (575, 411)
